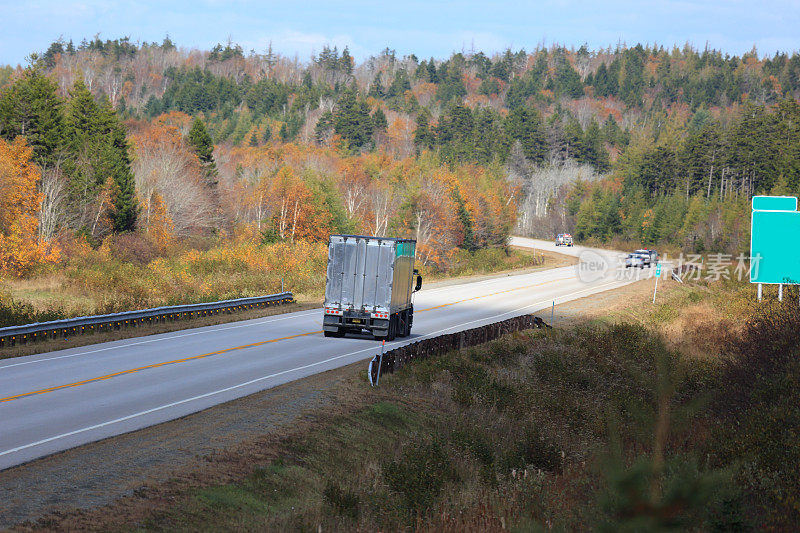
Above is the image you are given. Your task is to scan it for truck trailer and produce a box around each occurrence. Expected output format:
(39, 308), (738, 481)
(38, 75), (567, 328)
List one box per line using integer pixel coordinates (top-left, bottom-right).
(323, 234), (422, 340)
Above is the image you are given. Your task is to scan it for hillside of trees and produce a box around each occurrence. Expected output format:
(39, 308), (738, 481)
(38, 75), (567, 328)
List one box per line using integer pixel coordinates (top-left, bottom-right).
(2, 36), (800, 281)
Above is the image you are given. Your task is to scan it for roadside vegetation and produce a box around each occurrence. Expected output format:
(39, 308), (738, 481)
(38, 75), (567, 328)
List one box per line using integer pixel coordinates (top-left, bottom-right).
(0, 240), (542, 329)
(37, 278), (797, 531)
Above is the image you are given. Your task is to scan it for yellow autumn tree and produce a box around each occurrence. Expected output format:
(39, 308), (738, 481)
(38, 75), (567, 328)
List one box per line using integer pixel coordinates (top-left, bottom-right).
(0, 138), (59, 276)
(147, 191), (174, 252)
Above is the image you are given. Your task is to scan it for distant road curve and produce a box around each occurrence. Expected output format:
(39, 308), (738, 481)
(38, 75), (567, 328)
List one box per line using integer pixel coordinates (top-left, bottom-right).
(0, 237), (646, 470)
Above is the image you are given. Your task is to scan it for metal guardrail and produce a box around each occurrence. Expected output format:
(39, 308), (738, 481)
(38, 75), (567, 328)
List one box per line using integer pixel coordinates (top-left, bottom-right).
(0, 292), (294, 348)
(369, 314), (550, 384)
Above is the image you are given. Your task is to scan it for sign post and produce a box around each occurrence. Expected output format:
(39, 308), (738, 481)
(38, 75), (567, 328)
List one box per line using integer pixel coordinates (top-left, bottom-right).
(652, 262), (662, 304)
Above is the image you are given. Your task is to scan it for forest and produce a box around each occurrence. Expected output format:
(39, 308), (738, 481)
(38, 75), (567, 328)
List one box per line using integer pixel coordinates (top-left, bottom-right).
(1, 36), (800, 316)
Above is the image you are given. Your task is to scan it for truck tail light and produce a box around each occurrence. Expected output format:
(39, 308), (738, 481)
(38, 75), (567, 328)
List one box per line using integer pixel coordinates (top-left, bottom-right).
(325, 308), (343, 316)
(371, 311), (389, 319)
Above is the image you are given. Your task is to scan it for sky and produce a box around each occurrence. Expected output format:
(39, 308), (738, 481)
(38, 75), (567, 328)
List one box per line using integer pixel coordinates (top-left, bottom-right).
(0, 0), (798, 65)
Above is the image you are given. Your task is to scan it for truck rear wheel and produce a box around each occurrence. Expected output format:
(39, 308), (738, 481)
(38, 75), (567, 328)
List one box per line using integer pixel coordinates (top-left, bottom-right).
(324, 329), (344, 338)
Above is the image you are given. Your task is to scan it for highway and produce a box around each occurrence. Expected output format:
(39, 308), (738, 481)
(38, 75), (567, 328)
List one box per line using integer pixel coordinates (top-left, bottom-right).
(0, 238), (648, 471)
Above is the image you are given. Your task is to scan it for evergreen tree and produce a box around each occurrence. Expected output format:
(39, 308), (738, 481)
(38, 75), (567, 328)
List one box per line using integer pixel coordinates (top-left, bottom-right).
(593, 62), (610, 97)
(554, 60), (584, 98)
(436, 64), (467, 105)
(315, 111), (334, 144)
(602, 115), (624, 146)
(368, 73), (384, 98)
(504, 105), (547, 164)
(187, 117), (218, 185)
(249, 130), (259, 146)
(340, 47), (354, 75)
(106, 110), (138, 233)
(143, 95), (161, 118)
(332, 89), (373, 149)
(437, 104), (475, 164)
(426, 58), (438, 83)
(262, 124), (272, 143)
(606, 58), (621, 96)
(386, 70), (412, 99)
(620, 47), (646, 107)
(372, 107), (388, 132)
(0, 64), (68, 168)
(478, 78), (501, 96)
(64, 81), (138, 232)
(413, 113), (435, 150)
(563, 119), (588, 162)
(452, 188), (477, 251)
(583, 119), (610, 171)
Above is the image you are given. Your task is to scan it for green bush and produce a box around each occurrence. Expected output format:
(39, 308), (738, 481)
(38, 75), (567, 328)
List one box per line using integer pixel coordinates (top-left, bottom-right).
(500, 427), (562, 474)
(0, 290), (65, 328)
(322, 481), (359, 519)
(383, 437), (457, 512)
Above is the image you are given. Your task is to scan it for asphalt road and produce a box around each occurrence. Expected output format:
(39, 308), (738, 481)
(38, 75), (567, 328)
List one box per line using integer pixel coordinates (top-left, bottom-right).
(0, 238), (649, 471)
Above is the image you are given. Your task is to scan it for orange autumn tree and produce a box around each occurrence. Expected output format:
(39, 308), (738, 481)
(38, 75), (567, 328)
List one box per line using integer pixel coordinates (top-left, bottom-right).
(268, 167), (331, 242)
(0, 138), (59, 276)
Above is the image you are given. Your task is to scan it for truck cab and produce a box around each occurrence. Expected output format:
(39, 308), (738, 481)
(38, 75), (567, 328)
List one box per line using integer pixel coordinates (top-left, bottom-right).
(322, 235), (422, 341)
(556, 233), (574, 247)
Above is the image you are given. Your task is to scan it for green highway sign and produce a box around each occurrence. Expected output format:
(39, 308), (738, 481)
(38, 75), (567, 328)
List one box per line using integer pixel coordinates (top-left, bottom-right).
(655, 263), (661, 276)
(750, 196), (800, 285)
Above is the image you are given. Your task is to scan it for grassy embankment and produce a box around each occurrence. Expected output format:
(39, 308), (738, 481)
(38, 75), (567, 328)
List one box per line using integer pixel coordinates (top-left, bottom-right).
(47, 277), (799, 530)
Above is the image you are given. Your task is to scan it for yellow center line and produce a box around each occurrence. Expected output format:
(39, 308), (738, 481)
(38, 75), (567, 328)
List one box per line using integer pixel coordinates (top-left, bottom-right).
(0, 330), (321, 404)
(1, 275), (567, 404)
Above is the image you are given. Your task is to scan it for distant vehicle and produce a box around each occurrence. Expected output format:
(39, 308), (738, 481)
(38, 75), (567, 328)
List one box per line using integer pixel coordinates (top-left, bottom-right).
(323, 234), (422, 341)
(625, 252), (647, 268)
(555, 233), (574, 247)
(633, 249), (653, 267)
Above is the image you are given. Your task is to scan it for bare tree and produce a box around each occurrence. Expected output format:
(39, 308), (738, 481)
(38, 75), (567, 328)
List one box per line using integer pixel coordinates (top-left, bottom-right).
(512, 158), (604, 237)
(132, 132), (216, 235)
(38, 166), (67, 241)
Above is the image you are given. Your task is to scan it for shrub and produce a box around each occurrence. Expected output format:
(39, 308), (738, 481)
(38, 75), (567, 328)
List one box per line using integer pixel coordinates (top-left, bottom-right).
(105, 233), (160, 265)
(0, 290), (65, 327)
(713, 300), (800, 526)
(322, 481), (360, 519)
(383, 437), (457, 512)
(500, 427), (562, 474)
(449, 428), (494, 466)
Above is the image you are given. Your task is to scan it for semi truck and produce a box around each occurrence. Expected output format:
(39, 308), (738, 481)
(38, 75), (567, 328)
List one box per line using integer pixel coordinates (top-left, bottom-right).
(322, 234), (422, 340)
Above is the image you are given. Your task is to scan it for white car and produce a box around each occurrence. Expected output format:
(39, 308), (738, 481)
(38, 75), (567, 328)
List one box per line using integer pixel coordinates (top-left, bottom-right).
(633, 249), (653, 267)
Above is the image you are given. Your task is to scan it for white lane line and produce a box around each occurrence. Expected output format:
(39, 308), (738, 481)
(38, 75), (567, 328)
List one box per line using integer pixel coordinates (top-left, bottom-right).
(0, 278), (627, 461)
(0, 309), (322, 370)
